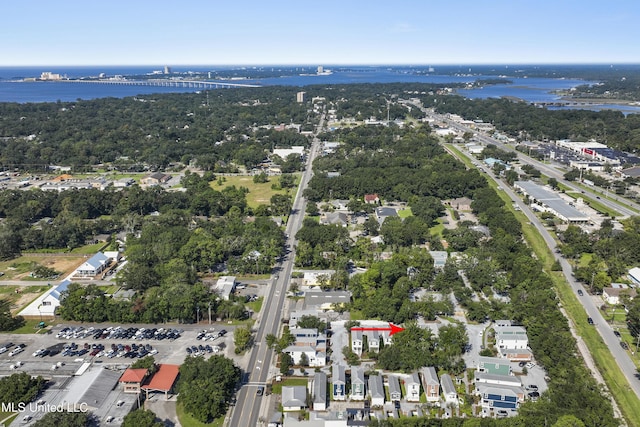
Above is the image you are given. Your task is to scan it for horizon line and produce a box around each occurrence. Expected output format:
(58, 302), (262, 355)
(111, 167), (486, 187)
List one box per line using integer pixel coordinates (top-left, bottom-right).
(2, 62), (640, 67)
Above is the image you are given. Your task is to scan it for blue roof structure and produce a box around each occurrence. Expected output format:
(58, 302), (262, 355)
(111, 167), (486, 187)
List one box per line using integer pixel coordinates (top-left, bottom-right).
(50, 280), (72, 301)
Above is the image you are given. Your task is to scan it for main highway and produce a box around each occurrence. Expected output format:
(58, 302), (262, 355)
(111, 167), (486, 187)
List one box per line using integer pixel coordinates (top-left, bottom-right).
(424, 105), (640, 218)
(409, 100), (640, 399)
(227, 115), (323, 427)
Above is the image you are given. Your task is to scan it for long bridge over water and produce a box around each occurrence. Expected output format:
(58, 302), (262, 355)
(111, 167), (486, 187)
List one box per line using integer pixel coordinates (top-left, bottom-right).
(55, 78), (261, 89)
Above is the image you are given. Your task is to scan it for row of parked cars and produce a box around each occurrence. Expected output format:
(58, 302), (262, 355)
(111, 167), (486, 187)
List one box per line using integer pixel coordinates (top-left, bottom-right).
(196, 329), (227, 341)
(186, 344), (220, 356)
(56, 326), (182, 341)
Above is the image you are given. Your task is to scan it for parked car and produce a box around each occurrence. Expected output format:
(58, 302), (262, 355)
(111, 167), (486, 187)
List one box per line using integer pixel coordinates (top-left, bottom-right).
(613, 330), (621, 338)
(577, 289), (584, 296)
(620, 341), (629, 350)
(256, 386), (264, 396)
(587, 317), (594, 325)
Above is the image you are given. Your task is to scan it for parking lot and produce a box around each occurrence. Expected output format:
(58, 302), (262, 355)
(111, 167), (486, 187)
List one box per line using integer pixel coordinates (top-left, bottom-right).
(0, 322), (240, 377)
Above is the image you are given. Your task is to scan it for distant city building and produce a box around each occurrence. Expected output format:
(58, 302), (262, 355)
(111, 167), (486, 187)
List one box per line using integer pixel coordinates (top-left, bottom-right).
(40, 71), (63, 80)
(296, 91), (306, 103)
(164, 66), (172, 74)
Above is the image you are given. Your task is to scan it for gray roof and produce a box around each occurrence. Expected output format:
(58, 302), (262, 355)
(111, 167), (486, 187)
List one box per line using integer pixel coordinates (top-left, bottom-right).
(387, 375), (401, 398)
(474, 371), (521, 387)
(368, 375), (384, 399)
(440, 374), (456, 395)
(333, 364), (346, 384)
(514, 181), (589, 221)
(421, 367), (439, 386)
(282, 386), (307, 408)
(375, 207), (398, 219)
(313, 372), (327, 405)
(351, 366), (365, 385)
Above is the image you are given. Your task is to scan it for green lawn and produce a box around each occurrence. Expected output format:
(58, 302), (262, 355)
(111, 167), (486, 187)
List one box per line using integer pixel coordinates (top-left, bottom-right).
(429, 220), (446, 238)
(246, 297), (264, 314)
(7, 318), (50, 334)
(211, 174), (300, 208)
(271, 378), (309, 395)
(397, 207), (413, 218)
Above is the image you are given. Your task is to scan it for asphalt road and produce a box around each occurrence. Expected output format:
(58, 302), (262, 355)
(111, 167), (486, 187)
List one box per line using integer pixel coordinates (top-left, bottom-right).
(427, 106), (640, 218)
(228, 116), (324, 427)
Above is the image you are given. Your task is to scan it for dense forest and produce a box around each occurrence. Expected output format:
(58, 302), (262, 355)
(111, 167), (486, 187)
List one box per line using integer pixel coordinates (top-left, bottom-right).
(0, 82), (443, 172)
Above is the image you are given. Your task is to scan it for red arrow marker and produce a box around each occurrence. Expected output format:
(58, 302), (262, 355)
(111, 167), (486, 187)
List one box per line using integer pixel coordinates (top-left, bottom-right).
(350, 323), (405, 336)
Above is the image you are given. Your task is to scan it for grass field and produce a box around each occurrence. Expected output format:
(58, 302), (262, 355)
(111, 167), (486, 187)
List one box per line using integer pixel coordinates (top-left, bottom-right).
(211, 174), (300, 208)
(397, 207), (413, 218)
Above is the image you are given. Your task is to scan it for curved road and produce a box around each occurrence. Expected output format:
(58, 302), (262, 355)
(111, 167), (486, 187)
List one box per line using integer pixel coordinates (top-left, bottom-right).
(228, 115), (324, 427)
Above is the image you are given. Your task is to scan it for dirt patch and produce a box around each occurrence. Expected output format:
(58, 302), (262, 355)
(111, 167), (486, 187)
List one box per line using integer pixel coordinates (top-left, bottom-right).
(11, 290), (43, 314)
(6, 255), (86, 280)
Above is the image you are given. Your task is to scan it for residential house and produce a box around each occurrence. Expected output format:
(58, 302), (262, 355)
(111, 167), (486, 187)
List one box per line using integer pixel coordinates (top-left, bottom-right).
(448, 197), (473, 211)
(364, 194), (380, 204)
(283, 328), (327, 367)
(475, 383), (523, 411)
(332, 364), (346, 401)
(474, 371), (522, 388)
(478, 356), (512, 376)
(500, 347), (533, 362)
(603, 285), (637, 305)
(440, 374), (458, 405)
(421, 367), (440, 403)
(375, 207), (398, 225)
(75, 252), (111, 277)
(282, 386), (307, 411)
(312, 372), (327, 411)
(429, 251), (448, 269)
(494, 326), (529, 350)
(350, 367), (366, 401)
(351, 330), (363, 356)
(140, 172), (171, 186)
(320, 212), (348, 227)
(368, 374), (385, 407)
(405, 372), (421, 402)
(387, 375), (402, 402)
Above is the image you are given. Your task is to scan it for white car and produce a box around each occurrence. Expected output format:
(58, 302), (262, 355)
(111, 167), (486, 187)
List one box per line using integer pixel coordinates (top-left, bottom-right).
(525, 362), (535, 369)
(9, 346), (24, 357)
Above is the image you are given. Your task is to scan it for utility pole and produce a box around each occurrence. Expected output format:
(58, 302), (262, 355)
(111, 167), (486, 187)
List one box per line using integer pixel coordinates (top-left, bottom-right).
(208, 301), (212, 325)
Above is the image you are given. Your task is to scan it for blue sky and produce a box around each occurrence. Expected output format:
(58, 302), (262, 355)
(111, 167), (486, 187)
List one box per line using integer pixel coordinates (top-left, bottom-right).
(3, 0), (639, 65)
